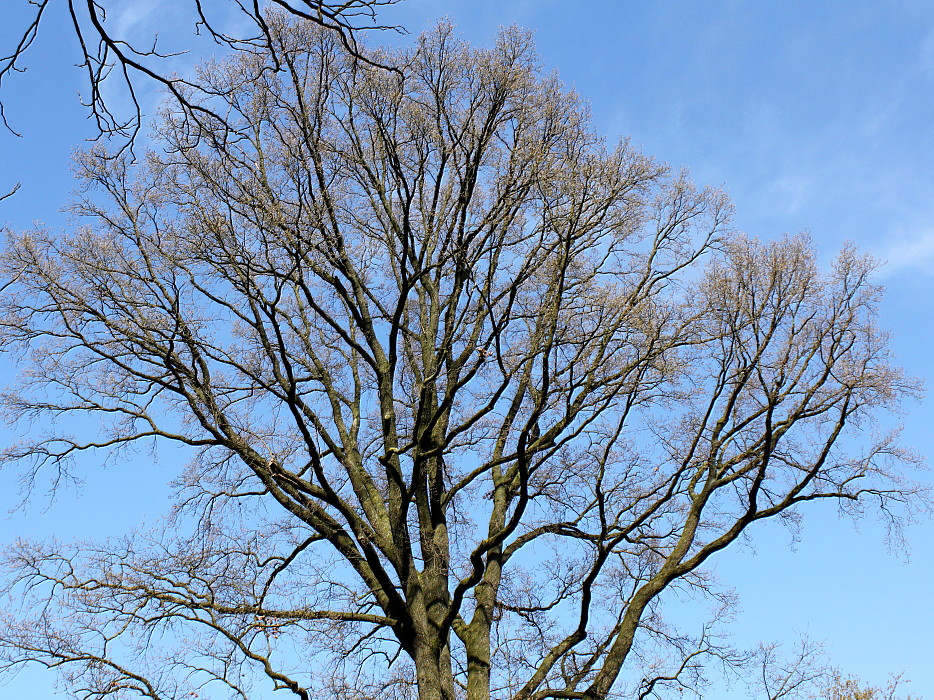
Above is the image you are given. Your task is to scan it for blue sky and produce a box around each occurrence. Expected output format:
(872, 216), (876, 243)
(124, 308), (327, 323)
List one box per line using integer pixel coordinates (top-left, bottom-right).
(1, 0), (933, 696)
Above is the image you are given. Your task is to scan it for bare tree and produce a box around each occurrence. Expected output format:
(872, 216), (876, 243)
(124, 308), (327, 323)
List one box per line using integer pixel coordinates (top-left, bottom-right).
(748, 637), (833, 700)
(743, 640), (921, 700)
(0, 16), (923, 700)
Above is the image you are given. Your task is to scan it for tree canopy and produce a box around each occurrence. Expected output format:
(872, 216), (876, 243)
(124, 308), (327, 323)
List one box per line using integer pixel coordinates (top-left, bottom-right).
(0, 12), (923, 700)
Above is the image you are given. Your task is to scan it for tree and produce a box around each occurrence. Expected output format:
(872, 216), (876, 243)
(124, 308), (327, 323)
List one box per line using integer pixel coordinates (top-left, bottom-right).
(736, 636), (921, 700)
(746, 638), (922, 700)
(819, 674), (918, 700)
(0, 15), (922, 700)
(752, 637), (833, 700)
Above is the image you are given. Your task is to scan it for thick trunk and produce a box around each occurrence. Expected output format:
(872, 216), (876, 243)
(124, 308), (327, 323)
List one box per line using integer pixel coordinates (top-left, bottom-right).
(414, 648), (445, 700)
(409, 567), (456, 700)
(463, 555), (502, 700)
(464, 621), (492, 700)
(414, 638), (456, 700)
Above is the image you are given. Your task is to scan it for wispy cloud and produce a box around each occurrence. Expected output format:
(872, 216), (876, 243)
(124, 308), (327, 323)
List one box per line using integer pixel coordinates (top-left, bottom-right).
(875, 231), (934, 277)
(112, 0), (161, 38)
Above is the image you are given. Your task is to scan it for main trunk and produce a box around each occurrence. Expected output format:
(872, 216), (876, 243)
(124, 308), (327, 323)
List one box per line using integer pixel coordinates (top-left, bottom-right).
(413, 636), (456, 700)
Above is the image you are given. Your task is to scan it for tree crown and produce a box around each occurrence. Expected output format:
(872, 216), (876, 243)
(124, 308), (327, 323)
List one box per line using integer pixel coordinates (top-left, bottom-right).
(0, 16), (923, 700)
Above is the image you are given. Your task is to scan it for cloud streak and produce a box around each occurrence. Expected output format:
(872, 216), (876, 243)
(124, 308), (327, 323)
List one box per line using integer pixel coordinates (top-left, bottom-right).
(875, 231), (934, 278)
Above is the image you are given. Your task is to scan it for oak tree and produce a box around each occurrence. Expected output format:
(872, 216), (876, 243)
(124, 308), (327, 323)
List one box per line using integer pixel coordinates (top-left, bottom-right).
(0, 15), (921, 700)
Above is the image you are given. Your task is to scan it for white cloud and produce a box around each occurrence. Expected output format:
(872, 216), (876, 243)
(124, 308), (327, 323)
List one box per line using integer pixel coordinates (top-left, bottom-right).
(919, 23), (934, 75)
(875, 230), (934, 277)
(112, 0), (161, 38)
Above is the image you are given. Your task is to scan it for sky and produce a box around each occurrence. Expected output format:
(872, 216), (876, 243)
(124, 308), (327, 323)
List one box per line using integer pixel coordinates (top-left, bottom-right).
(0, 0), (933, 697)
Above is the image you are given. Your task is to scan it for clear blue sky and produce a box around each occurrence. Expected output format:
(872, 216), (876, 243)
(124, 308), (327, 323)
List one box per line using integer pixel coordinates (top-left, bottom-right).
(1, 0), (932, 696)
